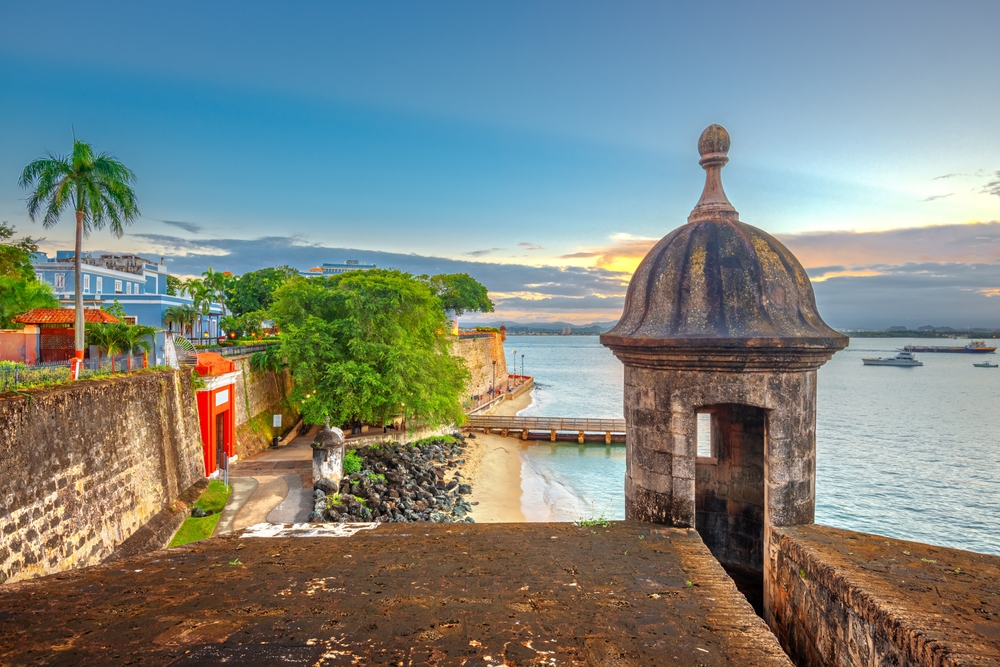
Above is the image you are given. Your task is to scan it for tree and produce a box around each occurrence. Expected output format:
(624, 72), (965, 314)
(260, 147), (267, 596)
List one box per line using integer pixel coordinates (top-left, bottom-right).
(422, 273), (494, 316)
(0, 222), (59, 328)
(163, 304), (197, 336)
(201, 267), (233, 316)
(183, 278), (213, 340)
(272, 270), (469, 428)
(85, 321), (155, 371)
(19, 139), (139, 366)
(225, 265), (299, 317)
(166, 275), (183, 296)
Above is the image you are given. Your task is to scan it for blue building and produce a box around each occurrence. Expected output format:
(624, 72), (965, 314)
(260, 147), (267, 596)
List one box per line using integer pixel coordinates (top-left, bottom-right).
(32, 251), (223, 340)
(300, 259), (376, 277)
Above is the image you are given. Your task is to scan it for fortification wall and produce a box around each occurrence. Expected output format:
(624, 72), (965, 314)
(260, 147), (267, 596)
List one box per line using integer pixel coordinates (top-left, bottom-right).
(0, 370), (204, 585)
(230, 356), (298, 460)
(767, 524), (1000, 666)
(454, 334), (508, 400)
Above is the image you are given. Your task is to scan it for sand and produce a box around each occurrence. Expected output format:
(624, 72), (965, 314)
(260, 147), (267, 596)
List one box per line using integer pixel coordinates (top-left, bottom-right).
(462, 389), (534, 522)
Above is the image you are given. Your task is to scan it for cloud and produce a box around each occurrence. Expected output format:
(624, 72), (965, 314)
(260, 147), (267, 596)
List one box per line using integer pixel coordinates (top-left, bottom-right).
(921, 193), (953, 202)
(982, 171), (1000, 198)
(517, 242), (545, 251)
(557, 251), (600, 259)
(157, 219), (203, 234)
(465, 247), (502, 257)
(933, 173), (960, 180)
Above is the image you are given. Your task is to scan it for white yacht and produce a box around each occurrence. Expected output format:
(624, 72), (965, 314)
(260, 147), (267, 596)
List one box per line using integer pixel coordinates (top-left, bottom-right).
(862, 350), (923, 367)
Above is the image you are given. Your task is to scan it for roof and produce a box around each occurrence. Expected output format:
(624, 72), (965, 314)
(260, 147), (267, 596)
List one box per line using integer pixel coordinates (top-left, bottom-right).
(195, 352), (235, 377)
(601, 125), (847, 358)
(13, 308), (120, 325)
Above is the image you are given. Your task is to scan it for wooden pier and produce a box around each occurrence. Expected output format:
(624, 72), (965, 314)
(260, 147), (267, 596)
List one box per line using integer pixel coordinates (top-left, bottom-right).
(466, 415), (626, 444)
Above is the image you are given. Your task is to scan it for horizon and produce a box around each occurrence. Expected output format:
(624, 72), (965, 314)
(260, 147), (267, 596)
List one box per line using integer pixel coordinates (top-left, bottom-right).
(2, 1), (999, 330)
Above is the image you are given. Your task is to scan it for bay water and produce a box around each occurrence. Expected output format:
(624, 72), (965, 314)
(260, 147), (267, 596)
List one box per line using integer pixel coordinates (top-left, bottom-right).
(504, 336), (1000, 556)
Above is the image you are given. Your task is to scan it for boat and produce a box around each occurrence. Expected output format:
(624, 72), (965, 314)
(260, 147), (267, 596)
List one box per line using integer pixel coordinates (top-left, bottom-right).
(973, 362), (998, 368)
(903, 340), (996, 354)
(862, 350), (923, 367)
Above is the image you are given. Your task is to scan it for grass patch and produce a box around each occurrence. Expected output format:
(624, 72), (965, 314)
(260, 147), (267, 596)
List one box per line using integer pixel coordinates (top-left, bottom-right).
(169, 481), (232, 548)
(366, 472), (386, 483)
(343, 449), (362, 474)
(411, 434), (460, 447)
(575, 516), (610, 528)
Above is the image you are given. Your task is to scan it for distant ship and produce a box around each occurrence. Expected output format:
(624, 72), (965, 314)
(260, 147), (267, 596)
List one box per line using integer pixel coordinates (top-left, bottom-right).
(903, 340), (996, 354)
(862, 350), (923, 367)
(973, 361), (999, 368)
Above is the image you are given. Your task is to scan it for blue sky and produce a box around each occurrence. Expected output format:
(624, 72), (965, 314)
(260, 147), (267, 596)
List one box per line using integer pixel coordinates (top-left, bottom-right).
(1, 1), (999, 327)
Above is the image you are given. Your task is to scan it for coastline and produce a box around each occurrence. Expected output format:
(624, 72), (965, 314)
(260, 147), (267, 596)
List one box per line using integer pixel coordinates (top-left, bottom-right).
(463, 389), (533, 522)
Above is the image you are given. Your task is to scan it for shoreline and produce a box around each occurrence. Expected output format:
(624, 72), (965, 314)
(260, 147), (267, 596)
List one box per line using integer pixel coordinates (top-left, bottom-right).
(462, 390), (533, 522)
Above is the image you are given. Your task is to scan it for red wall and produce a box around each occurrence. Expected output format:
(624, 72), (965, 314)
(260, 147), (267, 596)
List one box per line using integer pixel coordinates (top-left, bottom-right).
(196, 384), (236, 476)
(0, 331), (39, 364)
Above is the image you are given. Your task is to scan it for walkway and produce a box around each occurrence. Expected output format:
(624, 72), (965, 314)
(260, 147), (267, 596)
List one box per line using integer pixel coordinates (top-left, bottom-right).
(467, 414), (627, 443)
(215, 427), (317, 533)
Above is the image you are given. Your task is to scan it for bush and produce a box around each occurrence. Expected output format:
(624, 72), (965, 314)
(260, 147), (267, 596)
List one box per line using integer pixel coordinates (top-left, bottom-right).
(343, 449), (362, 474)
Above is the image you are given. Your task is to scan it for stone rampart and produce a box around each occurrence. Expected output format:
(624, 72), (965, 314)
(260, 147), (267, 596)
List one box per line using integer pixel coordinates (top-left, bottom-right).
(454, 333), (508, 400)
(767, 524), (1000, 666)
(0, 370), (204, 585)
(230, 355), (298, 460)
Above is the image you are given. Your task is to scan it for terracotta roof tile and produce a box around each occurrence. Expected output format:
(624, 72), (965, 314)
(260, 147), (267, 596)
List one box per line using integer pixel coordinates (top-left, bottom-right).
(13, 308), (120, 325)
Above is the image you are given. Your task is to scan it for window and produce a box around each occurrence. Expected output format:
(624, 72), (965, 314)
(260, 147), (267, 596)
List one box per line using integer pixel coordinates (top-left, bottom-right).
(96, 277), (103, 293)
(697, 413), (713, 458)
(124, 316), (138, 325)
(54, 273), (65, 290)
(83, 275), (90, 293)
(126, 282), (132, 295)
(114, 280), (123, 294)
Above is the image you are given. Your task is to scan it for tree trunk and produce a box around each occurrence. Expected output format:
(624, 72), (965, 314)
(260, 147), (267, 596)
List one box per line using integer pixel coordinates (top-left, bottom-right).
(73, 210), (85, 377)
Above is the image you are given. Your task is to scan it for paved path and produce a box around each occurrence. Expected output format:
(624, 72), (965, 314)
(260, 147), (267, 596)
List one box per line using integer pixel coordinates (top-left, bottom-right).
(217, 429), (317, 528)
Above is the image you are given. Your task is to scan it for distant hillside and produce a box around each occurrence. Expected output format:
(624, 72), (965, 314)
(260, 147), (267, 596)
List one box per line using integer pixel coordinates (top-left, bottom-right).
(468, 320), (619, 335)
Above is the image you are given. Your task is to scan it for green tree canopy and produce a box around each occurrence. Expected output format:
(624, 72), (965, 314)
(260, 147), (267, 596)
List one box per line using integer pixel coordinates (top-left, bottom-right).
(225, 265), (299, 317)
(271, 270), (469, 428)
(422, 273), (494, 316)
(0, 222), (59, 328)
(166, 275), (183, 296)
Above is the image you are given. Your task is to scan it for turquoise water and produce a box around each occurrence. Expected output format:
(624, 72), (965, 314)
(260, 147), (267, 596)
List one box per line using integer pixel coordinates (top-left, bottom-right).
(505, 336), (1000, 556)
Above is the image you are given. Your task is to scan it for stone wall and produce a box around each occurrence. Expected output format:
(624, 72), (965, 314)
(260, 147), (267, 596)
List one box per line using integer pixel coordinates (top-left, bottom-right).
(230, 355), (298, 461)
(0, 370), (204, 585)
(767, 524), (1000, 666)
(454, 334), (508, 400)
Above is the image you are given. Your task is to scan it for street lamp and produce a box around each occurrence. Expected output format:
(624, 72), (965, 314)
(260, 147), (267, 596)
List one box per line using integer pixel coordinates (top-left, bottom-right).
(511, 349), (517, 375)
(521, 353), (524, 378)
(491, 360), (496, 399)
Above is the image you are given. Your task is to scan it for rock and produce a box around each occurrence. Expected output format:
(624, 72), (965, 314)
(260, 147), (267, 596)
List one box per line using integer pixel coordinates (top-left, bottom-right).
(445, 481), (458, 492)
(315, 478), (339, 495)
(313, 489), (327, 500)
(458, 484), (472, 495)
(464, 517), (475, 523)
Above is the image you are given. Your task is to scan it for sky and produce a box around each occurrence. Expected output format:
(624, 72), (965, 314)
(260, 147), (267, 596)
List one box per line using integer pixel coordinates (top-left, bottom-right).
(1, 1), (999, 329)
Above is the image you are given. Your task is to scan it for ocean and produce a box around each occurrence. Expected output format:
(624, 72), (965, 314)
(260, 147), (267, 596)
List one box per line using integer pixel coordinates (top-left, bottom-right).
(505, 336), (1000, 556)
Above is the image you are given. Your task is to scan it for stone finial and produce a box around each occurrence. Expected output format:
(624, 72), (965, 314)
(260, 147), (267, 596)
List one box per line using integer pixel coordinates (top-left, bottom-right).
(312, 418), (345, 450)
(688, 124), (738, 224)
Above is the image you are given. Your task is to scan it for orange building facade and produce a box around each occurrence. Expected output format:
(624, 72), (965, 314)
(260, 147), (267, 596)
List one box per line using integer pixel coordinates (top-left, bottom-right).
(194, 353), (240, 477)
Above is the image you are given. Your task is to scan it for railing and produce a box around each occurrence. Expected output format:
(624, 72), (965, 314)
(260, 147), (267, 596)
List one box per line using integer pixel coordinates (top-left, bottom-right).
(0, 354), (149, 391)
(194, 342), (280, 357)
(467, 415), (626, 432)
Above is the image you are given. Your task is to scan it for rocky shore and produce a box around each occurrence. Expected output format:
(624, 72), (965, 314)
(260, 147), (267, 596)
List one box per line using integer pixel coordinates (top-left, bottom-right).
(309, 435), (477, 523)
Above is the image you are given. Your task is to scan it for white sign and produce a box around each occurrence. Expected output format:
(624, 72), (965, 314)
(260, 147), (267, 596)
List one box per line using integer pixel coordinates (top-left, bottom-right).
(272, 414), (282, 428)
(215, 389), (229, 406)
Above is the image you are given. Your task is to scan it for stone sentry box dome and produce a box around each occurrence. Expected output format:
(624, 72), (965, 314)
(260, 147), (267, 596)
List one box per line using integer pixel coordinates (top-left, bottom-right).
(601, 125), (847, 615)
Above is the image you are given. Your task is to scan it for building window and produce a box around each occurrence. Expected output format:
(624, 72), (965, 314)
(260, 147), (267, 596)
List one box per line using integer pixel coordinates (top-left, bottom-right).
(54, 273), (65, 290)
(83, 275), (90, 293)
(115, 280), (123, 294)
(126, 282), (132, 295)
(96, 277), (103, 293)
(124, 316), (138, 325)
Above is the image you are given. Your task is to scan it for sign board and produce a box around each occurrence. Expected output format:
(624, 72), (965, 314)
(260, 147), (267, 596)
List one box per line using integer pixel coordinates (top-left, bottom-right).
(273, 414), (282, 428)
(215, 389), (229, 406)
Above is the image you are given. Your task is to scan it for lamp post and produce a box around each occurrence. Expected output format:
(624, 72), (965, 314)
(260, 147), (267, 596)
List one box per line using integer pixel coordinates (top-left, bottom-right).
(511, 349), (517, 375)
(491, 360), (496, 401)
(521, 353), (524, 378)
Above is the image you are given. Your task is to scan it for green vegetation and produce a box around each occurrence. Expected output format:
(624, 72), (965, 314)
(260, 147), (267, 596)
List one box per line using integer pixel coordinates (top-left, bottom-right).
(224, 266), (300, 317)
(272, 269), (470, 428)
(163, 304), (198, 336)
(343, 449), (363, 474)
(326, 493), (368, 508)
(575, 516), (610, 528)
(85, 321), (156, 366)
(168, 481), (232, 548)
(366, 472), (386, 483)
(0, 222), (59, 328)
(166, 274), (183, 296)
(412, 434), (460, 447)
(19, 139), (139, 354)
(421, 273), (495, 316)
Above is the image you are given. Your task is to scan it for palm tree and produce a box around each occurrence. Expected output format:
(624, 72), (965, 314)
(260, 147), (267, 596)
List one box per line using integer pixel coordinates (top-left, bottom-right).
(118, 324), (155, 371)
(163, 304), (197, 337)
(201, 267), (231, 317)
(19, 139), (139, 372)
(184, 278), (212, 341)
(85, 322), (124, 367)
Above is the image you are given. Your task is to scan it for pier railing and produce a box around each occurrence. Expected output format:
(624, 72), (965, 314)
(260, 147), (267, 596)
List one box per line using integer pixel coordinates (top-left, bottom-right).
(466, 415), (626, 443)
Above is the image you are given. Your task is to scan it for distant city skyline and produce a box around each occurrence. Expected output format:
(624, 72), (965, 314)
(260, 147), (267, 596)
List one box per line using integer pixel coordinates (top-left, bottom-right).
(1, 1), (998, 328)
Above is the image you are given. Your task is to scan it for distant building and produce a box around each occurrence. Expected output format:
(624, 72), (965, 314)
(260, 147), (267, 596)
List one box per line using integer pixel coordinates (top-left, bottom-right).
(562, 326), (572, 335)
(301, 260), (376, 277)
(32, 251), (222, 338)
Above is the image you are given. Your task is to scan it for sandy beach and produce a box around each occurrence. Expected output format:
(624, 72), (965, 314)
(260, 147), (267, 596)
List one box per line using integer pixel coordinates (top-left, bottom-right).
(462, 389), (533, 522)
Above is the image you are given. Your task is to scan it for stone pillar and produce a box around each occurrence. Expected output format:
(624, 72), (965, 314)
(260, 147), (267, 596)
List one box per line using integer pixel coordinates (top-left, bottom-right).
(311, 421), (346, 488)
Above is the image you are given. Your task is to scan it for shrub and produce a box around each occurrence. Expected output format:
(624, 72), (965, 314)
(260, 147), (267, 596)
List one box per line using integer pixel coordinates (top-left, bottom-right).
(343, 449), (362, 474)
